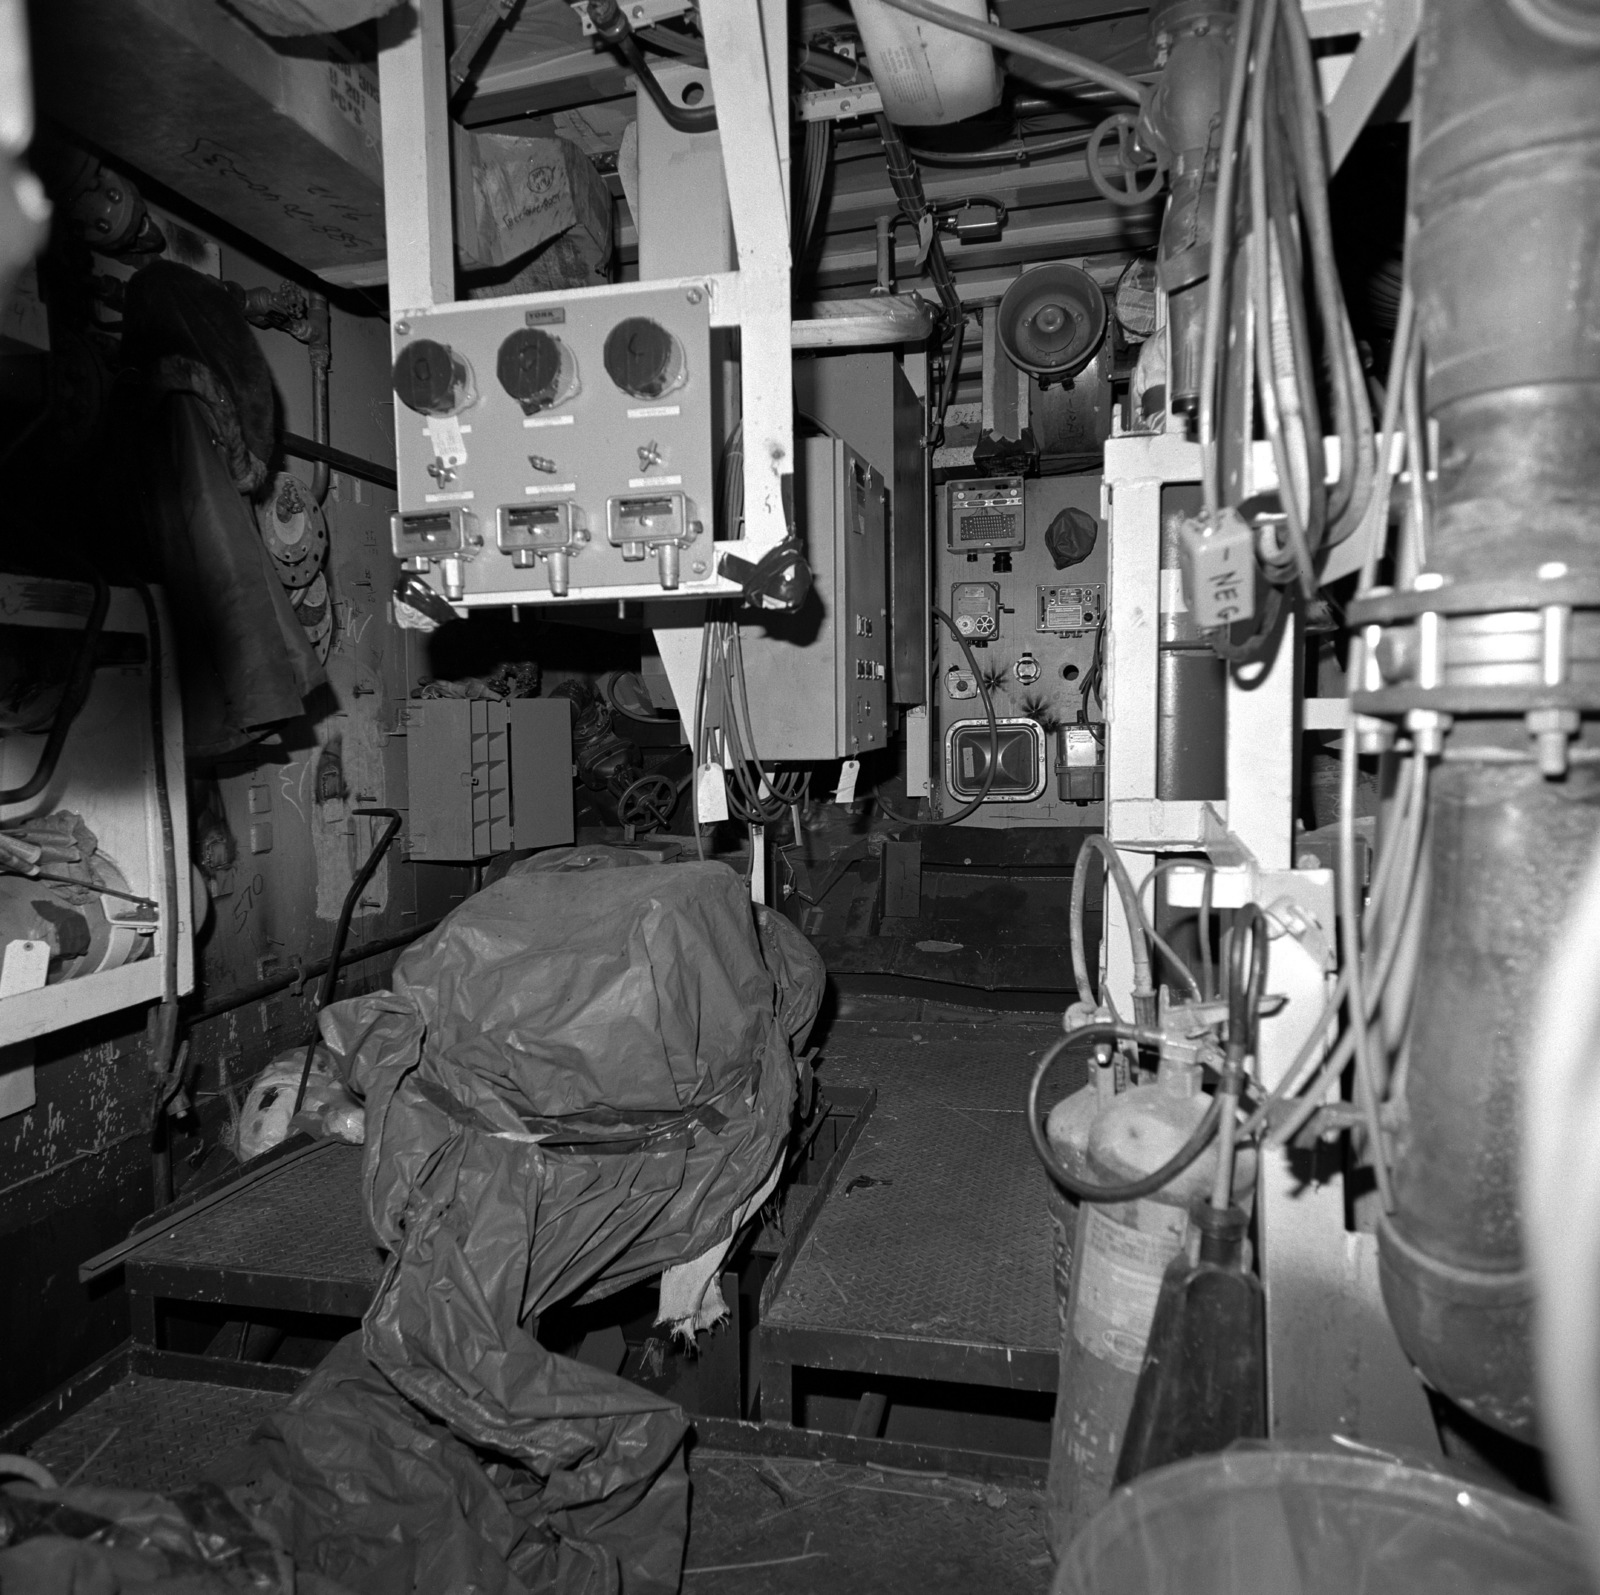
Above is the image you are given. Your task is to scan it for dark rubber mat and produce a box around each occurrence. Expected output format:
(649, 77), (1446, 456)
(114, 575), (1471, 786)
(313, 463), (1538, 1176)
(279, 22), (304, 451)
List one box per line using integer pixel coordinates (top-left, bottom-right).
(25, 1374), (288, 1495)
(765, 1022), (1069, 1384)
(687, 1449), (1052, 1593)
(129, 1141), (383, 1299)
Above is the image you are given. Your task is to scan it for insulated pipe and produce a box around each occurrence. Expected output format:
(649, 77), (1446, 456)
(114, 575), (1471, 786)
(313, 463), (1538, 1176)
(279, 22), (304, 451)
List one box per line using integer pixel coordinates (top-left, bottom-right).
(1375, 0), (1600, 1441)
(1142, 0), (1238, 419)
(308, 292), (331, 505)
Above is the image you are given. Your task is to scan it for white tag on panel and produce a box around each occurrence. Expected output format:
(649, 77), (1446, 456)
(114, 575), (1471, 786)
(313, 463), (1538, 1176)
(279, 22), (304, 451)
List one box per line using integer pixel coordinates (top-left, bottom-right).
(834, 758), (861, 805)
(696, 762), (729, 824)
(424, 416), (467, 467)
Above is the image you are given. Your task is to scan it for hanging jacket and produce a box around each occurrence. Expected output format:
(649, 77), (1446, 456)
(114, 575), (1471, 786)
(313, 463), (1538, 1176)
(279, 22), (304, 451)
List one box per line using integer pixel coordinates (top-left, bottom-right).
(122, 261), (326, 760)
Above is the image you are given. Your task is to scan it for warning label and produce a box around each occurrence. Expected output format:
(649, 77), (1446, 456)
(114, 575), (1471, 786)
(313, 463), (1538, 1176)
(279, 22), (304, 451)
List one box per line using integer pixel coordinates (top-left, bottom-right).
(1071, 1199), (1188, 1374)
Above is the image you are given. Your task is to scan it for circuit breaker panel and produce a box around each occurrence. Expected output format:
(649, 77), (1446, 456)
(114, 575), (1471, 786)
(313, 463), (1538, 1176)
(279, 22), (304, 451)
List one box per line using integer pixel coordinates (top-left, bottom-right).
(389, 279), (724, 609)
(933, 474), (1106, 828)
(739, 435), (889, 760)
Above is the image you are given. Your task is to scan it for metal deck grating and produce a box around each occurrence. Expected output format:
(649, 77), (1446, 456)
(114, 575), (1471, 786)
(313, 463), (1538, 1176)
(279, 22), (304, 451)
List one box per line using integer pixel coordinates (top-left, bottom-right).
(762, 1021), (1071, 1391)
(688, 1449), (1051, 1593)
(125, 1142), (384, 1319)
(25, 1374), (291, 1495)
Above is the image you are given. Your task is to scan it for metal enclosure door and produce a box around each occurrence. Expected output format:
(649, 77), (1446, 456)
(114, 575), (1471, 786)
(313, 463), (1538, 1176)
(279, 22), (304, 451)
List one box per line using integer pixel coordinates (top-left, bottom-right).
(793, 353), (927, 705)
(738, 435), (889, 760)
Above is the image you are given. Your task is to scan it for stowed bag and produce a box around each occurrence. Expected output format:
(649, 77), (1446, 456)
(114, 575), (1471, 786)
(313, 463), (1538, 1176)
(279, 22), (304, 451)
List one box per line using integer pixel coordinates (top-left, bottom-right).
(213, 850), (824, 1595)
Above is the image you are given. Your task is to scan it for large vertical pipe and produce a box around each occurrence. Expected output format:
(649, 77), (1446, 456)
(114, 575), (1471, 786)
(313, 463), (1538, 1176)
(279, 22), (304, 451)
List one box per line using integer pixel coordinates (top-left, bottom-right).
(1145, 0), (1238, 420)
(1375, 0), (1600, 1440)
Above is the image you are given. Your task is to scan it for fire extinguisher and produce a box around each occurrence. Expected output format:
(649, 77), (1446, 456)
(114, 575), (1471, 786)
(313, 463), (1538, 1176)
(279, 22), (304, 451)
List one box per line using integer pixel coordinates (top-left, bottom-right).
(1030, 1022), (1257, 1553)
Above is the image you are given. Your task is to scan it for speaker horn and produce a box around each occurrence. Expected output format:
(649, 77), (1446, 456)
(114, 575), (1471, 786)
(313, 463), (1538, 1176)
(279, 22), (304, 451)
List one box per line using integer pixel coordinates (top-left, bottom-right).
(996, 263), (1108, 384)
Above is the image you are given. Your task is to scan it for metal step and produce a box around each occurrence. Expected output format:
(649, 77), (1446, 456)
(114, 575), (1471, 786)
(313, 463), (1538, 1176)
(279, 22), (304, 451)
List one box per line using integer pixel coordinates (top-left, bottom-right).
(760, 1022), (1072, 1419)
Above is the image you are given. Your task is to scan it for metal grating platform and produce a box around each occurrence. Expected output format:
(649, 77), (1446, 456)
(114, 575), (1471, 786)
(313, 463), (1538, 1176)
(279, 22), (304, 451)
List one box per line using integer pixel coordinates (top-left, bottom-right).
(24, 1373), (291, 1495)
(761, 1022), (1071, 1407)
(127, 1141), (383, 1319)
(688, 1448), (1051, 1593)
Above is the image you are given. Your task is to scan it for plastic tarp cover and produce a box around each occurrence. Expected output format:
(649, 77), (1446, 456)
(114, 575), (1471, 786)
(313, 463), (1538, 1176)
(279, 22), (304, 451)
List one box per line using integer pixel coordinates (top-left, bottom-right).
(221, 0), (404, 34)
(211, 850), (823, 1595)
(1054, 1443), (1593, 1595)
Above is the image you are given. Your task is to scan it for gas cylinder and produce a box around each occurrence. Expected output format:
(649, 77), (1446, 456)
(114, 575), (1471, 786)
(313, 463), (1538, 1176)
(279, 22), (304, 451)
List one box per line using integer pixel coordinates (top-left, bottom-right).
(1044, 1060), (1257, 1554)
(1043, 1054), (1113, 1302)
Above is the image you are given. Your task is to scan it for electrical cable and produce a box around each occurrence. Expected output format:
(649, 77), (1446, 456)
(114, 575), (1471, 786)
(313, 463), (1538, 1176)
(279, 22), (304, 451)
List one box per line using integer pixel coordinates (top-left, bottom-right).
(1245, 0), (1315, 601)
(0, 868), (156, 908)
(691, 619), (710, 861)
(0, 569), (110, 806)
(1198, 0), (1257, 519)
(1278, 0), (1373, 549)
(1363, 285), (1415, 592)
(133, 581), (180, 1205)
(866, 0), (1146, 104)
(1028, 1027), (1224, 1203)
(1339, 670), (1395, 1209)
(1069, 834), (1159, 1025)
(874, 606), (999, 825)
(1212, 901), (1269, 1210)
(588, 0), (716, 132)
(291, 810), (403, 1119)
(903, 130), (1093, 166)
(1241, 748), (1427, 1140)
(1134, 860), (1210, 1004)
(637, 23), (708, 65)
(617, 31), (719, 132)
(875, 114), (966, 440)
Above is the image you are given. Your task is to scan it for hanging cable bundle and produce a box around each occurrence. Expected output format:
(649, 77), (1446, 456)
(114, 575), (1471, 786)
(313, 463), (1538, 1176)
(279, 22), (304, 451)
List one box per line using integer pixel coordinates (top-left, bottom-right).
(692, 615), (808, 835)
(1189, 0), (1375, 636)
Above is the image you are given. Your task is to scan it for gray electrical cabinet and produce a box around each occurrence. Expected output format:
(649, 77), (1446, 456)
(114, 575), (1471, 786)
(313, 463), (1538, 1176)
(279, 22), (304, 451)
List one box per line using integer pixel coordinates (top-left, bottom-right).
(794, 352), (927, 705)
(405, 697), (573, 860)
(738, 435), (889, 760)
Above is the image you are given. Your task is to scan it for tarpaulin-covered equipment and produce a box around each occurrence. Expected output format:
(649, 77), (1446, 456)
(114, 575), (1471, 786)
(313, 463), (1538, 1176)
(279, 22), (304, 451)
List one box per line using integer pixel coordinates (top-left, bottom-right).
(213, 849), (823, 1595)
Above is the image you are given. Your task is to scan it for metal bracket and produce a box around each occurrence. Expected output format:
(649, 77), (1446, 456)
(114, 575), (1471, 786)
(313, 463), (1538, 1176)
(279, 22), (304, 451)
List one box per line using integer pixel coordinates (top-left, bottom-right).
(799, 80), (884, 122)
(570, 0), (690, 34)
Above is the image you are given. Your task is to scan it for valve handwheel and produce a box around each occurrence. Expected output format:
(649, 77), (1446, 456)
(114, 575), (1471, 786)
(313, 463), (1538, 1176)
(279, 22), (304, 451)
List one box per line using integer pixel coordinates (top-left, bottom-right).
(1088, 112), (1165, 207)
(616, 772), (678, 833)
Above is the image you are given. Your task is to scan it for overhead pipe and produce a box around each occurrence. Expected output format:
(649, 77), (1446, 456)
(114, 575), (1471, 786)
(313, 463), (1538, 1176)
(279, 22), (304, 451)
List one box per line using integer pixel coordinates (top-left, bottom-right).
(1369, 0), (1600, 1440)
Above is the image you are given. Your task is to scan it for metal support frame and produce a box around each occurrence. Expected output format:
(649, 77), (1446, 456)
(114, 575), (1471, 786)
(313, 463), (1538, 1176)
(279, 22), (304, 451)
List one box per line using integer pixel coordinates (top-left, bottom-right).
(700, 0), (792, 564)
(1323, 0), (1422, 174)
(376, 0), (793, 612)
(1099, 429), (1439, 1451)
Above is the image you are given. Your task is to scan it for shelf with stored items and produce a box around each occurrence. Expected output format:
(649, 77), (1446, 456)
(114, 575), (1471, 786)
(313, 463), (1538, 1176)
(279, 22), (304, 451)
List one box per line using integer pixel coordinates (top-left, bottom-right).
(0, 576), (192, 1053)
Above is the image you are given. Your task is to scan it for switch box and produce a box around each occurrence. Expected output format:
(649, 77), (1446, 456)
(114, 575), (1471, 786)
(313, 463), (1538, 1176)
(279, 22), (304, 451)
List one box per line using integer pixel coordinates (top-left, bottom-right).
(946, 477), (1024, 552)
(950, 581), (1001, 640)
(405, 698), (575, 860)
(737, 436), (889, 759)
(1037, 583), (1104, 633)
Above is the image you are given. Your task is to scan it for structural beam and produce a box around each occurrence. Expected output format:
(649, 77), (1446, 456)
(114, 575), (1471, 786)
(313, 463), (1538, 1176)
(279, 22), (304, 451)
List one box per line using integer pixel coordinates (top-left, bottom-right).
(377, 0), (453, 311)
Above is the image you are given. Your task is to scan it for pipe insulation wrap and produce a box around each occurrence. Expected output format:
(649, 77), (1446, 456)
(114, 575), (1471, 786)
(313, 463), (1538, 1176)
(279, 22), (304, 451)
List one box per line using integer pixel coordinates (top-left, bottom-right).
(850, 0), (1002, 125)
(1376, 0), (1600, 1441)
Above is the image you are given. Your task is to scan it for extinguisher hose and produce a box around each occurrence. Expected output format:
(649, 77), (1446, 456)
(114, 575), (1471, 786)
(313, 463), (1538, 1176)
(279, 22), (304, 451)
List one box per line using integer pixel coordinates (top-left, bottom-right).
(1027, 1026), (1224, 1204)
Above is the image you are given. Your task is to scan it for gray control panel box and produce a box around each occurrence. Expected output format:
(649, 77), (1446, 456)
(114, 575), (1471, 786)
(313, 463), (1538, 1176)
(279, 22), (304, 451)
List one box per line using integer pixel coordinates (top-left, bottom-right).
(738, 435), (889, 759)
(390, 279), (722, 608)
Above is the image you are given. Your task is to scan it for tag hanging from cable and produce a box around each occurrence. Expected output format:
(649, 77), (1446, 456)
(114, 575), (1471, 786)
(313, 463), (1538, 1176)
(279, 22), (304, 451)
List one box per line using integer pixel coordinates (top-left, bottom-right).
(696, 762), (729, 824)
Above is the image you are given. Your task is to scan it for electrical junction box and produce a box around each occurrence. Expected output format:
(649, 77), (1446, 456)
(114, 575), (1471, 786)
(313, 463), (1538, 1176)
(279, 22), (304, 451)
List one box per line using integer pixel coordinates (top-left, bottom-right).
(405, 698), (573, 860)
(389, 278), (728, 610)
(737, 436), (889, 760)
(950, 581), (1001, 640)
(1038, 583), (1104, 633)
(946, 477), (1024, 552)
